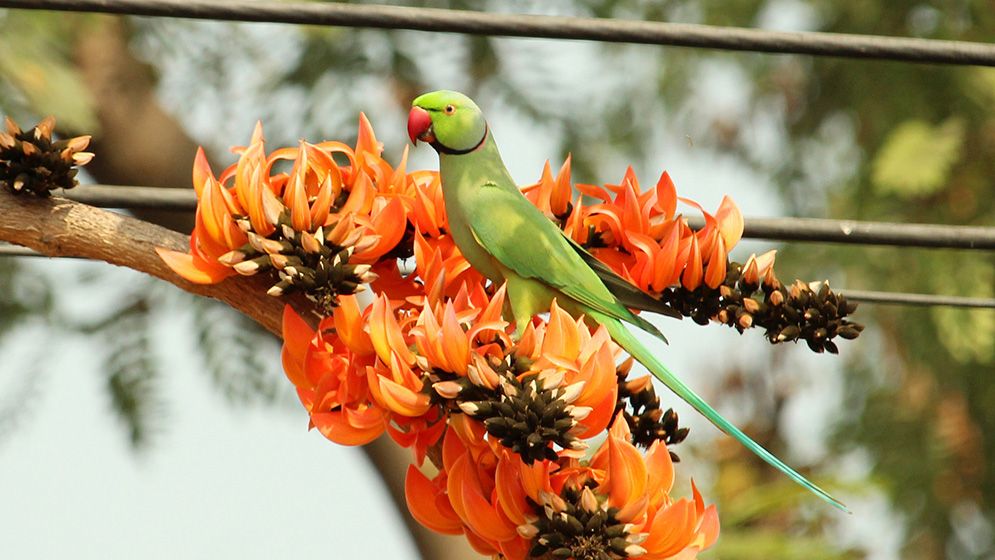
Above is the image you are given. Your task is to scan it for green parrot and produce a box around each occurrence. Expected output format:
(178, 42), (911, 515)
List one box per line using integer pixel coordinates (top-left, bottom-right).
(407, 90), (847, 513)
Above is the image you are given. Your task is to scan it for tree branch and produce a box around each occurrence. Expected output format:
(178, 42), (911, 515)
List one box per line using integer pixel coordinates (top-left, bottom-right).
(0, 190), (481, 559)
(0, 192), (297, 335)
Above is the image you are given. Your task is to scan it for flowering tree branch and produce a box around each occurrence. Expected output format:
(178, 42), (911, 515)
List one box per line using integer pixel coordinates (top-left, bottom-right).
(0, 189), (482, 560)
(3, 113), (857, 559)
(0, 192), (298, 335)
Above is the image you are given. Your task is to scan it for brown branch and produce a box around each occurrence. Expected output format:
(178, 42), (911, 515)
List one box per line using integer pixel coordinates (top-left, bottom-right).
(0, 192), (297, 335)
(0, 190), (480, 559)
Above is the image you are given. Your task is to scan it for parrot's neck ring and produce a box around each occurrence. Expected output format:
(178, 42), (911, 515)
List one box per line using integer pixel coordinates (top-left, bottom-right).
(433, 125), (488, 156)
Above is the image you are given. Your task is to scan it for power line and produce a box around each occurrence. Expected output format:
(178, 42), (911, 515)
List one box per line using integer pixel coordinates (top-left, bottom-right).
(841, 289), (995, 309)
(43, 185), (995, 250)
(2, 241), (991, 309)
(4, 0), (995, 66)
(61, 185), (195, 210)
(0, 245), (44, 258)
(685, 216), (995, 250)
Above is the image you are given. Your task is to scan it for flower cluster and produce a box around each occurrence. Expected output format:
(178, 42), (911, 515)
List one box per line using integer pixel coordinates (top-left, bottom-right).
(282, 285), (627, 460)
(156, 116), (423, 311)
(525, 162), (742, 295)
(524, 161), (860, 351)
(0, 116), (92, 196)
(158, 115), (865, 558)
(282, 285), (717, 559)
(406, 415), (718, 560)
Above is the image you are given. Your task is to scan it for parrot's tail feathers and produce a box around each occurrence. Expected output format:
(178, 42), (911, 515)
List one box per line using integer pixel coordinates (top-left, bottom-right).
(601, 314), (850, 514)
(626, 312), (669, 345)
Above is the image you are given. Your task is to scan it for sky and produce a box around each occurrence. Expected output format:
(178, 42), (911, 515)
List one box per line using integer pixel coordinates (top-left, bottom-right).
(0, 284), (417, 559)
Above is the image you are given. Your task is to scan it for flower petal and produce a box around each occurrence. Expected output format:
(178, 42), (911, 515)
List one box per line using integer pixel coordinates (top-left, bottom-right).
(281, 305), (314, 388)
(155, 248), (231, 284)
(311, 408), (384, 446)
(378, 376), (431, 417)
(405, 466), (463, 535)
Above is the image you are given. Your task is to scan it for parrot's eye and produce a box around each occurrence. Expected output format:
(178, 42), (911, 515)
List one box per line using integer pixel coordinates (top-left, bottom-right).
(444, 104), (456, 115)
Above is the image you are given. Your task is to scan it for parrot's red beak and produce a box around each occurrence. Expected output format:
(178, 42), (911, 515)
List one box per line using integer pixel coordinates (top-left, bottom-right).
(407, 106), (434, 144)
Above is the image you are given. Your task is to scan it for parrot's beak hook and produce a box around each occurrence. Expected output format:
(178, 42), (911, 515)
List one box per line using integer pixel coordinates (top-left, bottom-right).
(407, 106), (435, 145)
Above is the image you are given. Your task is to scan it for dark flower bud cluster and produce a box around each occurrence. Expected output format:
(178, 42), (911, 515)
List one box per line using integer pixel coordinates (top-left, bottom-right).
(763, 278), (864, 354)
(526, 485), (645, 560)
(661, 259), (864, 354)
(457, 367), (589, 464)
(0, 116), (93, 196)
(428, 351), (695, 469)
(614, 358), (689, 460)
(222, 215), (378, 313)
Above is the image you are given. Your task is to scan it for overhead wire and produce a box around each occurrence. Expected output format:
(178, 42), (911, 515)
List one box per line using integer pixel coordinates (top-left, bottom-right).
(25, 185), (995, 250)
(3, 241), (991, 309)
(3, 0), (995, 66)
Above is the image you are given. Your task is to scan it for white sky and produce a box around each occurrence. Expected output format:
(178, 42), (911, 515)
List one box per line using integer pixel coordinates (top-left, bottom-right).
(0, 293), (417, 559)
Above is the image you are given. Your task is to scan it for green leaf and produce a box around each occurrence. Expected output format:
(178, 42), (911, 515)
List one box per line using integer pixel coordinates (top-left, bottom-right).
(871, 118), (964, 198)
(928, 256), (995, 364)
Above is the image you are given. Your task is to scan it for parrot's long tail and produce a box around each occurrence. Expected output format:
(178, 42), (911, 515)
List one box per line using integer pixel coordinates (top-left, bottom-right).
(597, 312), (850, 513)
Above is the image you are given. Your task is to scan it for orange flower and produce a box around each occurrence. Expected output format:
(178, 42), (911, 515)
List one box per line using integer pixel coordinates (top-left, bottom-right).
(410, 286), (510, 376)
(156, 147), (246, 284)
(158, 116), (414, 310)
(280, 303), (385, 446)
(407, 171), (449, 237)
(405, 464), (463, 535)
(522, 156), (573, 219)
(740, 249), (778, 287)
(406, 412), (719, 560)
(436, 415), (526, 557)
(413, 230), (487, 307)
(309, 282), (632, 469)
(218, 118), (738, 558)
(525, 416), (719, 560)
(510, 300), (622, 439)
(555, 164), (744, 293)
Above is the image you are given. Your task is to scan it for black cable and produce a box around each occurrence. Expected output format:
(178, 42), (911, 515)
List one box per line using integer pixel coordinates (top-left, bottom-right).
(841, 290), (995, 309)
(60, 185), (196, 210)
(2, 241), (992, 309)
(41, 185), (995, 250)
(684, 216), (995, 250)
(4, 0), (995, 66)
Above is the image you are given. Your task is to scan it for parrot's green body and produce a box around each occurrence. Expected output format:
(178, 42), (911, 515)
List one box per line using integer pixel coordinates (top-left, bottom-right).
(408, 90), (847, 512)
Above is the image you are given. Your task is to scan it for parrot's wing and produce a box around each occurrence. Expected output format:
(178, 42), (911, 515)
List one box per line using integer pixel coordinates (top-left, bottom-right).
(467, 183), (665, 340)
(562, 236), (683, 320)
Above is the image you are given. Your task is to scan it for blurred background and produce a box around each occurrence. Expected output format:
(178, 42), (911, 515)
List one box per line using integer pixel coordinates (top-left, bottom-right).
(1, 1), (993, 559)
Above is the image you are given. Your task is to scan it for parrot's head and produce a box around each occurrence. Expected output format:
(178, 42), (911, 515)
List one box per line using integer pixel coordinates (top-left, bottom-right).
(408, 90), (488, 154)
